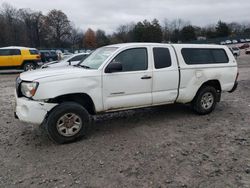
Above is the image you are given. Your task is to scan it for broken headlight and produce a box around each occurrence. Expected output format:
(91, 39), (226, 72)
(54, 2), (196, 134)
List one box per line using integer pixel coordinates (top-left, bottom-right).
(20, 81), (39, 98)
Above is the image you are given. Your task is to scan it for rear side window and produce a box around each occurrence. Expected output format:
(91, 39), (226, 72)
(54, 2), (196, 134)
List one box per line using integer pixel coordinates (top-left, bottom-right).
(113, 48), (148, 72)
(181, 48), (229, 65)
(153, 48), (172, 69)
(0, 49), (10, 56)
(29, 49), (39, 55)
(11, 49), (21, 55)
(211, 49), (229, 63)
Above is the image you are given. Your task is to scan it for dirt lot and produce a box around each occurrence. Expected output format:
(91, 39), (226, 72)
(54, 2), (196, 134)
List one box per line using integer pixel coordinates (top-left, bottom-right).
(0, 54), (250, 188)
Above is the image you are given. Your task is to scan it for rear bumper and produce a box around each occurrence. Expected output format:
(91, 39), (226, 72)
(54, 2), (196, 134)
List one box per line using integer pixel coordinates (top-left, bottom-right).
(228, 81), (238, 93)
(15, 93), (57, 124)
(37, 62), (44, 67)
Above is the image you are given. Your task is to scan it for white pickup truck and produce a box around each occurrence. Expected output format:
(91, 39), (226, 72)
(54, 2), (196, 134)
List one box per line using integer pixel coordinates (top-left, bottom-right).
(15, 43), (238, 143)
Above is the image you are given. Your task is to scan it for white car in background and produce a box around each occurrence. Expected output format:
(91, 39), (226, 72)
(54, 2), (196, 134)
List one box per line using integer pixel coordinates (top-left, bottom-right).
(240, 39), (246, 43)
(230, 46), (240, 57)
(41, 53), (89, 68)
(232, 40), (238, 44)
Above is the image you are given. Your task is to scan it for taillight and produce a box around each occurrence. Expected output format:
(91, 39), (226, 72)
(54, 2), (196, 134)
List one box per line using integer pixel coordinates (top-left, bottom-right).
(36, 55), (41, 59)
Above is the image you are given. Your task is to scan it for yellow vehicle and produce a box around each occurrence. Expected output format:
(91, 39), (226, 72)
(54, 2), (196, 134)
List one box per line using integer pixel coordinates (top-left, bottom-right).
(0, 46), (41, 71)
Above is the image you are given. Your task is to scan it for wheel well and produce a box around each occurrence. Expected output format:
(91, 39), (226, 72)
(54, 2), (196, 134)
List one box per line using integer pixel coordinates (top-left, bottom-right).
(200, 80), (221, 92)
(195, 80), (222, 102)
(48, 93), (96, 115)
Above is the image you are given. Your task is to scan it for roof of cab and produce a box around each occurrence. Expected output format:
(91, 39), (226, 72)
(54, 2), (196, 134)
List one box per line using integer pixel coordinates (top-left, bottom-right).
(0, 46), (37, 50)
(106, 43), (167, 48)
(106, 42), (226, 49)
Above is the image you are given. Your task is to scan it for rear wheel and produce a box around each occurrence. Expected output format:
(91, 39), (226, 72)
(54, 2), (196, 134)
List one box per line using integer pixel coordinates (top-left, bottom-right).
(23, 62), (36, 71)
(45, 102), (91, 144)
(192, 86), (217, 115)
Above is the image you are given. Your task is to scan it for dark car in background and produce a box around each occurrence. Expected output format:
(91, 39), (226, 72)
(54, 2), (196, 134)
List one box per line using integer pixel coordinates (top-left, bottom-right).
(40, 50), (58, 62)
(246, 49), (250, 55)
(239, 43), (250, 49)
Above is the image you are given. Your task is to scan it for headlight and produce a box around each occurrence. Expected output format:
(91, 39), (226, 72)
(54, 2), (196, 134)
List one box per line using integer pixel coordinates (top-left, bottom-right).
(20, 82), (39, 98)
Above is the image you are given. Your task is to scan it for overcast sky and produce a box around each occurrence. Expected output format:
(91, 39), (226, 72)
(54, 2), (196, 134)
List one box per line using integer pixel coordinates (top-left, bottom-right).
(1, 0), (250, 33)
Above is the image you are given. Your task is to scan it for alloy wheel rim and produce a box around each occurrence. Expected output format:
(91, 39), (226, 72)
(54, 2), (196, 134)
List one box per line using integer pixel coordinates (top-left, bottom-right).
(201, 92), (214, 110)
(25, 64), (35, 71)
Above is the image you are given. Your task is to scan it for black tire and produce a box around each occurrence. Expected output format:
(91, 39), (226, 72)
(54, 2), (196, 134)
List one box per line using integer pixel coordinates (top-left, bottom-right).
(23, 62), (36, 71)
(45, 102), (91, 144)
(192, 86), (217, 115)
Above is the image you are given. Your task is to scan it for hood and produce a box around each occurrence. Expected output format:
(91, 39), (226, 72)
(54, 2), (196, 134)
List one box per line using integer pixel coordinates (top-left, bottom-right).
(46, 61), (79, 68)
(20, 66), (93, 81)
(40, 61), (58, 68)
(44, 60), (58, 65)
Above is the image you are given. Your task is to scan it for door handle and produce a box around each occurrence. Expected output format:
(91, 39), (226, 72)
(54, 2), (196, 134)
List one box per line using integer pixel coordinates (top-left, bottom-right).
(141, 75), (152, 79)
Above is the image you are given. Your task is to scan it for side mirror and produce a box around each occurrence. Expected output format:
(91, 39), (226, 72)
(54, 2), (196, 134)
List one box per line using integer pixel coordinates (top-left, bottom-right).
(68, 60), (71, 65)
(105, 61), (122, 73)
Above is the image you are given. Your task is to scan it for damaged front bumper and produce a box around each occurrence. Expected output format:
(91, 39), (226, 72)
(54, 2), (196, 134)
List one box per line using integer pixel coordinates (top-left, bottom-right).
(15, 93), (58, 124)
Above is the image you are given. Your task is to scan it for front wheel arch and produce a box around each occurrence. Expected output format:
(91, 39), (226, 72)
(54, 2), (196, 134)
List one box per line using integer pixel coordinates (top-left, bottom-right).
(47, 93), (96, 115)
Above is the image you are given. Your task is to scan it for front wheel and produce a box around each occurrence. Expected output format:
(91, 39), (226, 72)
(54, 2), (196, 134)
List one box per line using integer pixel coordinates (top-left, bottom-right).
(45, 102), (91, 144)
(192, 86), (217, 115)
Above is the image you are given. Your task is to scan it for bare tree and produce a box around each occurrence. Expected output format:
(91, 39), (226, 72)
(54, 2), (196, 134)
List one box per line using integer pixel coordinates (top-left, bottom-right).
(96, 29), (109, 47)
(163, 18), (190, 42)
(162, 19), (171, 42)
(19, 9), (44, 47)
(70, 26), (84, 49)
(1, 3), (26, 46)
(43, 9), (72, 47)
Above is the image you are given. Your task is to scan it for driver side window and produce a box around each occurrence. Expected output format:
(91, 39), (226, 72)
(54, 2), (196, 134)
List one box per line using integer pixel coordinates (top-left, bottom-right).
(113, 48), (148, 72)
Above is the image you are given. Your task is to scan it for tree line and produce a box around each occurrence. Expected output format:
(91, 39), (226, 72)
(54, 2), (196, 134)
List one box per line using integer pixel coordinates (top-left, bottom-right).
(1, 3), (250, 50)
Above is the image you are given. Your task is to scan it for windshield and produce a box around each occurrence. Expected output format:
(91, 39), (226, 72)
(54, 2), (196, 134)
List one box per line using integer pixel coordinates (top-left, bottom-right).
(79, 47), (118, 69)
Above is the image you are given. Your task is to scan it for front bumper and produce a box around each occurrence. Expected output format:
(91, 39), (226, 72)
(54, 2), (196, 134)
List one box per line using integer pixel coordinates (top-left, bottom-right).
(15, 93), (57, 124)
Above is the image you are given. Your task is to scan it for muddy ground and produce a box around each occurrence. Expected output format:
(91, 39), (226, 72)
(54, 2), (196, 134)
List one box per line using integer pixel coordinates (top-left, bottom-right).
(0, 55), (250, 188)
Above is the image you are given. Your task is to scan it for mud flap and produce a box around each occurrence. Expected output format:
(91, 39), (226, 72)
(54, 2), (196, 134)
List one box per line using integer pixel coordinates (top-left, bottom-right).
(228, 81), (238, 93)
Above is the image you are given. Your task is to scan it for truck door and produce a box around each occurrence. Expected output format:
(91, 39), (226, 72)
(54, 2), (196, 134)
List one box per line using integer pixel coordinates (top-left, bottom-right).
(10, 49), (22, 66)
(152, 46), (179, 104)
(0, 49), (12, 67)
(102, 47), (152, 111)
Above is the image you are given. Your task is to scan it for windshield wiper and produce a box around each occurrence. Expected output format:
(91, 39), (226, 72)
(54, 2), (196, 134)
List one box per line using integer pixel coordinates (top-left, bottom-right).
(74, 64), (91, 69)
